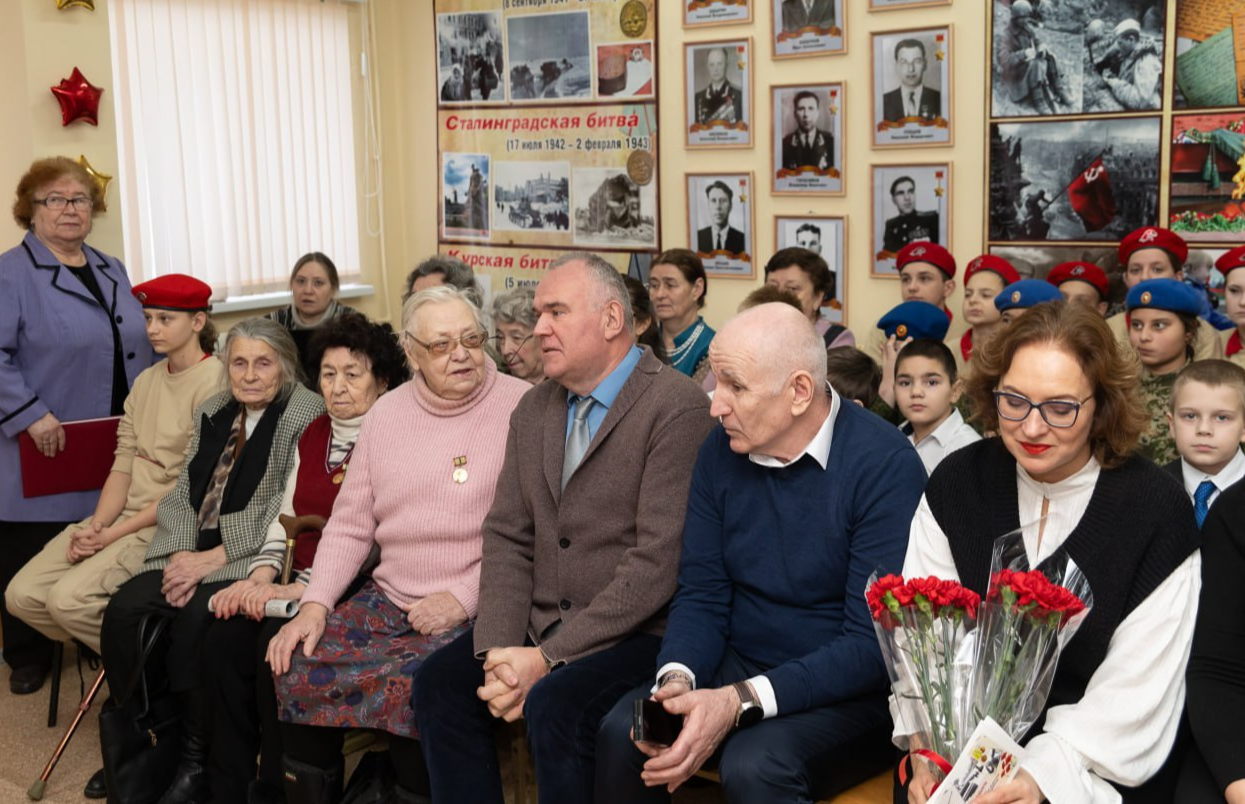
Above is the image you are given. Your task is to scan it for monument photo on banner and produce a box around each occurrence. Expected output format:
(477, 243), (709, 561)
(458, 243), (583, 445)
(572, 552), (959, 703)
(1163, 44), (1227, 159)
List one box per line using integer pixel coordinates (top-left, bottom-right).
(988, 117), (1160, 242)
(506, 11), (593, 102)
(437, 11), (506, 104)
(685, 0), (751, 28)
(872, 26), (952, 147)
(443, 153), (491, 241)
(771, 0), (844, 58)
(774, 215), (847, 324)
(572, 167), (658, 249)
(991, 0), (1166, 117)
(688, 173), (755, 278)
(871, 163), (949, 276)
(1170, 112), (1245, 241)
(685, 39), (753, 148)
(772, 83), (844, 195)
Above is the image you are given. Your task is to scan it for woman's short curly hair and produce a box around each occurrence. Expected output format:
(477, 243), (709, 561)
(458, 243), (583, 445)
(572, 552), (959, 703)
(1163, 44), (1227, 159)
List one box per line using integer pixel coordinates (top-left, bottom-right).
(306, 315), (410, 393)
(491, 287), (538, 330)
(12, 156), (105, 229)
(966, 301), (1148, 469)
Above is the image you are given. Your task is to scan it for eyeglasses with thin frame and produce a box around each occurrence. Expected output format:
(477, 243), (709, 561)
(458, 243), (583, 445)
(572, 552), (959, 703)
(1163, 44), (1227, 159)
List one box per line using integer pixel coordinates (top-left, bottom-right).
(492, 332), (534, 354)
(405, 330), (488, 357)
(34, 196), (94, 211)
(993, 390), (1094, 429)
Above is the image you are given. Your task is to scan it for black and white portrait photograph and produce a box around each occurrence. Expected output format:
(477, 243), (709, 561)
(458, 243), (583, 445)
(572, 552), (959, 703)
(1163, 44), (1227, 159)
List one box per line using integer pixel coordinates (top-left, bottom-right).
(991, 0), (1166, 117)
(772, 83), (844, 195)
(572, 167), (657, 249)
(775, 216), (847, 323)
(506, 11), (592, 102)
(442, 153), (490, 240)
(685, 39), (753, 149)
(872, 163), (949, 276)
(772, 0), (844, 58)
(989, 117), (1161, 242)
(492, 161), (570, 235)
(687, 173), (755, 278)
(873, 27), (952, 147)
(437, 11), (505, 104)
(685, 0), (752, 28)
(597, 42), (654, 99)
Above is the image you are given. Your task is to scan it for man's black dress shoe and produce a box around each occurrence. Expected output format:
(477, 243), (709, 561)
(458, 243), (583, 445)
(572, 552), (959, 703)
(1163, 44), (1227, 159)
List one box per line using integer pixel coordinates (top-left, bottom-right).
(8, 663), (49, 695)
(84, 768), (107, 800)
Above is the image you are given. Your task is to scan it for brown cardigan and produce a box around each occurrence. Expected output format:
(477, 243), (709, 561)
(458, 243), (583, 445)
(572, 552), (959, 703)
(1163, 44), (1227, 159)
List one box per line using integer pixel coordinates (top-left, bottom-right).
(473, 348), (716, 665)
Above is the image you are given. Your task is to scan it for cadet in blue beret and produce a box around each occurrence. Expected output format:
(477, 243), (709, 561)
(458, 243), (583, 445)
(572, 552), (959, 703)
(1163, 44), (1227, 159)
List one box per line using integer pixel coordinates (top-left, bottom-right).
(1126, 278), (1207, 464)
(994, 279), (1063, 325)
(877, 300), (952, 342)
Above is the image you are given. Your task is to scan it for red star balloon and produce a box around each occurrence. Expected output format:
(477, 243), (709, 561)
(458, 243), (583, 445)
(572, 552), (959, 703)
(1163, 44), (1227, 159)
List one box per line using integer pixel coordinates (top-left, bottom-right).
(50, 67), (103, 127)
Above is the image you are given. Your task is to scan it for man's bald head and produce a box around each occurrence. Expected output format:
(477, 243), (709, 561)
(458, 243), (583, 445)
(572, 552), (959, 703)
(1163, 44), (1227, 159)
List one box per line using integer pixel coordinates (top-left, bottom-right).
(713, 303), (828, 394)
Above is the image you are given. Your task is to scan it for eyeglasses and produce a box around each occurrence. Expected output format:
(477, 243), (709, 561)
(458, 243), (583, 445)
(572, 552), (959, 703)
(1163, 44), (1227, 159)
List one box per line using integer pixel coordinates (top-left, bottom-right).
(492, 332), (534, 353)
(993, 391), (1094, 429)
(405, 330), (488, 356)
(34, 196), (93, 211)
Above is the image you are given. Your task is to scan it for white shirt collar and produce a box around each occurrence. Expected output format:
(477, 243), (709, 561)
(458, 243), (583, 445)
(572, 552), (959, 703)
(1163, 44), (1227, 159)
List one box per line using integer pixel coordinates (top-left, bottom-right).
(1182, 448), (1245, 497)
(748, 387), (840, 469)
(1016, 454), (1101, 503)
(907, 408), (963, 449)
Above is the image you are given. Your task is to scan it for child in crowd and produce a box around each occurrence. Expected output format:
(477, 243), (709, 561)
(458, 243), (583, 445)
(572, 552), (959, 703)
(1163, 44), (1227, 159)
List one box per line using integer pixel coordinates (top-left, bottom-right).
(1047, 260), (1110, 316)
(864, 242), (957, 364)
(1218, 246), (1245, 371)
(873, 300), (951, 417)
(994, 278), (1063, 325)
(825, 347), (882, 409)
(952, 255), (1018, 372)
(1164, 360), (1245, 527)
(1127, 278), (1204, 465)
(894, 339), (980, 476)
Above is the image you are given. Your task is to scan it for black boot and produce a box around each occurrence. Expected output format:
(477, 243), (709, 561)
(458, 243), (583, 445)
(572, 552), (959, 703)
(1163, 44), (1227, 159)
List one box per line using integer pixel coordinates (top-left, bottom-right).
(281, 756), (343, 804)
(157, 690), (209, 804)
(83, 767), (107, 799)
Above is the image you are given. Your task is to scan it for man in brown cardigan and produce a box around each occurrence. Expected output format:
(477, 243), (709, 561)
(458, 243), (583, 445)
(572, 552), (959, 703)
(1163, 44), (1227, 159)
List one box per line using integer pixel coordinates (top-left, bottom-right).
(415, 252), (714, 804)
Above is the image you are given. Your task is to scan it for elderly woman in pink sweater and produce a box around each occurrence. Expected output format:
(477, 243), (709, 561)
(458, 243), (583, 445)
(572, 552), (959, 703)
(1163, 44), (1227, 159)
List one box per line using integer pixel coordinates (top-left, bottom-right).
(265, 285), (530, 803)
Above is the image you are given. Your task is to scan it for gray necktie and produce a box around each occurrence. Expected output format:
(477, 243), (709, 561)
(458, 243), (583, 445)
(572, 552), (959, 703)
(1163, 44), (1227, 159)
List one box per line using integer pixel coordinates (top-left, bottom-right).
(908, 91), (916, 116)
(562, 395), (596, 490)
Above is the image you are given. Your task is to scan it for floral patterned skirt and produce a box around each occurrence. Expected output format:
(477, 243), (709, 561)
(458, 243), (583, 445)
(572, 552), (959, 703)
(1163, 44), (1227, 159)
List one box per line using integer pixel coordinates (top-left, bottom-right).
(273, 580), (468, 738)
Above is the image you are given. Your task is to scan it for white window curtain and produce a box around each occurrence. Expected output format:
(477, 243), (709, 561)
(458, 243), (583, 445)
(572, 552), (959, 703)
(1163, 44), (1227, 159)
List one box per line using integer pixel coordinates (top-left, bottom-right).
(108, 0), (362, 296)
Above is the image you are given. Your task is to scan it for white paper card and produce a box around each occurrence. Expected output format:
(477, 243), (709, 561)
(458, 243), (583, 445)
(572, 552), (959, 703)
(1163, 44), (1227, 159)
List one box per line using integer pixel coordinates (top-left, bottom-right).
(928, 717), (1024, 804)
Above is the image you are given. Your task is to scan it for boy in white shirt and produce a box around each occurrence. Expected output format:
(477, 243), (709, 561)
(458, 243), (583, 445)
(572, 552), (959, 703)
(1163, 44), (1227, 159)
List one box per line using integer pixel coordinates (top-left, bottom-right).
(1164, 359), (1245, 527)
(893, 339), (980, 476)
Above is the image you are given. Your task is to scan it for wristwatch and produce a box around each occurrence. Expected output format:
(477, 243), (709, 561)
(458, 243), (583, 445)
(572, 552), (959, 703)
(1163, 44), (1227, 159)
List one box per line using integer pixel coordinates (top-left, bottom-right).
(732, 681), (763, 729)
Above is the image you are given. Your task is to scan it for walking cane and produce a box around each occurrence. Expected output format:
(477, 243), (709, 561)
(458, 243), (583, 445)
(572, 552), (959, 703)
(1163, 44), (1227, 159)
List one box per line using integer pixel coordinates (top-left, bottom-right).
(277, 514), (327, 585)
(28, 666), (107, 800)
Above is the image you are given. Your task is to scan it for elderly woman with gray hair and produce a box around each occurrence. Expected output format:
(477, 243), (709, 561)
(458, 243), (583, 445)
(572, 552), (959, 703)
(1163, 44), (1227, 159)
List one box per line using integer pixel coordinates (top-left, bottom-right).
(402, 254), (483, 306)
(492, 286), (545, 383)
(265, 285), (530, 803)
(99, 317), (324, 804)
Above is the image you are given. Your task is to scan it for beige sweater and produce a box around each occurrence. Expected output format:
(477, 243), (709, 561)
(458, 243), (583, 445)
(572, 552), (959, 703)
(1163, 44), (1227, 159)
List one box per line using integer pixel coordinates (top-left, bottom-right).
(111, 355), (224, 515)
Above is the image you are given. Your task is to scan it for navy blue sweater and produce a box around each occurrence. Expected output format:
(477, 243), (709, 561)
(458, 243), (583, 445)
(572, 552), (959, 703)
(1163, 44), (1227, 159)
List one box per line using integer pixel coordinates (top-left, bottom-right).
(657, 398), (927, 715)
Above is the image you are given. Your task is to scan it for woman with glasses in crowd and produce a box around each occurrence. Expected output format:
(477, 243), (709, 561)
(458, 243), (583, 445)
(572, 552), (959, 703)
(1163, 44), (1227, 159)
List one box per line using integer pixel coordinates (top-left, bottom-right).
(265, 286), (529, 803)
(896, 301), (1199, 804)
(491, 287), (544, 384)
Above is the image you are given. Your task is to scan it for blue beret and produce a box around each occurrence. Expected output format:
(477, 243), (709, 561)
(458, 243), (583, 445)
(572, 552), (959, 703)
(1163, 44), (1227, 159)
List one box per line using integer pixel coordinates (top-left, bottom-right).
(1125, 278), (1202, 315)
(877, 301), (950, 341)
(995, 279), (1063, 312)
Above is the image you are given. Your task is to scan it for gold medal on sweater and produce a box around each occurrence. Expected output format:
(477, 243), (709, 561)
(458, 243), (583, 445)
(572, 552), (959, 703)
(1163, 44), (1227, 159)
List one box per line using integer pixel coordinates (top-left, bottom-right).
(332, 465), (347, 485)
(452, 455), (468, 484)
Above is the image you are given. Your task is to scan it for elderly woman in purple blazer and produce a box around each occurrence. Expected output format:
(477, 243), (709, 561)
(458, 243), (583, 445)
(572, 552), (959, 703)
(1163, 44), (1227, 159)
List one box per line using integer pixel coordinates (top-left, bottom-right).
(0, 157), (153, 695)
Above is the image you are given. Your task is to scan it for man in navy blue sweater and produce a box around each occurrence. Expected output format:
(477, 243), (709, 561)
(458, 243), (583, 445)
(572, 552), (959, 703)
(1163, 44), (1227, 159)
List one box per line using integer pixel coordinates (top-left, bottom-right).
(595, 303), (927, 803)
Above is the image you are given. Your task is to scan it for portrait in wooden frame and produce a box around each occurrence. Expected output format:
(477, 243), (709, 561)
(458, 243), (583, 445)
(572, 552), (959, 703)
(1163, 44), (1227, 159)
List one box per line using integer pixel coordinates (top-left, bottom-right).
(684, 38), (754, 149)
(687, 172), (756, 278)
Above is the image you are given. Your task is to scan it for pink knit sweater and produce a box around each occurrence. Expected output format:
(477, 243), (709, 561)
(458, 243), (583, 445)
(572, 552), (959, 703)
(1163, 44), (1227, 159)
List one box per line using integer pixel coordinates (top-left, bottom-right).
(301, 360), (530, 617)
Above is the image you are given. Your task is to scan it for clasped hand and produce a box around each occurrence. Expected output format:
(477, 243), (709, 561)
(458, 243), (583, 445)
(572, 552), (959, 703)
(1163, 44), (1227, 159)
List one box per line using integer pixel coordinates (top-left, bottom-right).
(477, 646), (548, 723)
(160, 549), (225, 608)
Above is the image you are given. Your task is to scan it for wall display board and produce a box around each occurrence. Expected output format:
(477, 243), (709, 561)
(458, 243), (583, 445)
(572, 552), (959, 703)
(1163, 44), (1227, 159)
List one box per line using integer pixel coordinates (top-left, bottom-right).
(438, 244), (635, 295)
(435, 0), (660, 291)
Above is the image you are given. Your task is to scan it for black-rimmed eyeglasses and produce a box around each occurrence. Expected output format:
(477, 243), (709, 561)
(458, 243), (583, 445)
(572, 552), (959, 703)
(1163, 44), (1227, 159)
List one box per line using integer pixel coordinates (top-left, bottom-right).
(35, 196), (93, 211)
(993, 391), (1093, 429)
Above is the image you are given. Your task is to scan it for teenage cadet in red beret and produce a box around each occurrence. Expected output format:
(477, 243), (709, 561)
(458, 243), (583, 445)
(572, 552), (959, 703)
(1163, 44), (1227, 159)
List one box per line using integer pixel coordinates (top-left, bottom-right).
(1218, 246), (1245, 371)
(952, 254), (1020, 372)
(5, 273), (224, 799)
(1048, 261), (1110, 316)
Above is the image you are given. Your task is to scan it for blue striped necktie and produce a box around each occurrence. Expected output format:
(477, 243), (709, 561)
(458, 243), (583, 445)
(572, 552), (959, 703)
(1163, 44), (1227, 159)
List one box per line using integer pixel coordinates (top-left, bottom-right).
(1194, 480), (1215, 529)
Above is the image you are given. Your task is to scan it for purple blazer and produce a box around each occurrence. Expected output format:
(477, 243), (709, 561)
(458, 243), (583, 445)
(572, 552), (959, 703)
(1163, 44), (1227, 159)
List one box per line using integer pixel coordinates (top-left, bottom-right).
(0, 231), (155, 521)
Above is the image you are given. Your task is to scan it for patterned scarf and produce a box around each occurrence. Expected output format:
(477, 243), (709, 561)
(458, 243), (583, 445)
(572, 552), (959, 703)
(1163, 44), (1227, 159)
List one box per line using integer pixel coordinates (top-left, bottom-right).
(197, 407), (247, 532)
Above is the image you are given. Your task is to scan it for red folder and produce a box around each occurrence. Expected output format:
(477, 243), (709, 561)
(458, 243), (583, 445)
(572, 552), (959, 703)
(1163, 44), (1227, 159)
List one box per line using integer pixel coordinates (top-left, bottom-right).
(18, 416), (122, 498)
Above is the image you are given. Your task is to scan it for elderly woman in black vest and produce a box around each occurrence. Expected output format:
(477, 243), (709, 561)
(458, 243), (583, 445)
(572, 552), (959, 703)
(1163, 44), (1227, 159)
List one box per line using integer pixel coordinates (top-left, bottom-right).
(100, 317), (324, 804)
(896, 302), (1199, 804)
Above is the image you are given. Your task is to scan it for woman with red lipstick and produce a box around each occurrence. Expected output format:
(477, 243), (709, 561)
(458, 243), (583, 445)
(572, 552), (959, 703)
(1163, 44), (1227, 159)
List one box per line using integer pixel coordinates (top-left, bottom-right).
(895, 302), (1200, 804)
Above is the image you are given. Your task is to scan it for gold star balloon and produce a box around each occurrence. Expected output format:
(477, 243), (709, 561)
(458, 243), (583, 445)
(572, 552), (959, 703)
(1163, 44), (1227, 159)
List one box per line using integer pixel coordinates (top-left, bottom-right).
(77, 155), (112, 211)
(57, 0), (96, 9)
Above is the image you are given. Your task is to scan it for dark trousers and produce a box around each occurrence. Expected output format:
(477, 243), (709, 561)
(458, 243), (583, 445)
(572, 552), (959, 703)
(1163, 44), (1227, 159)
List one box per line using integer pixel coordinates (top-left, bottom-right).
(99, 569), (230, 698)
(202, 615), (285, 804)
(415, 626), (662, 804)
(0, 520), (68, 670)
(596, 648), (893, 804)
(281, 721), (429, 792)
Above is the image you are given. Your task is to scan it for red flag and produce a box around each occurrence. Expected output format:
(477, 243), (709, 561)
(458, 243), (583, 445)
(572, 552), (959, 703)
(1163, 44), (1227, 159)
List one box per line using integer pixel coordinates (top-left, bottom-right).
(1067, 159), (1116, 233)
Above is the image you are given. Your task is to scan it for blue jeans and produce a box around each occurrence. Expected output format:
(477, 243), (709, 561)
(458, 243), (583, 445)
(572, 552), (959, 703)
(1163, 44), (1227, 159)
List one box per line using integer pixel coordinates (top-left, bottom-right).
(595, 648), (893, 804)
(414, 626), (661, 804)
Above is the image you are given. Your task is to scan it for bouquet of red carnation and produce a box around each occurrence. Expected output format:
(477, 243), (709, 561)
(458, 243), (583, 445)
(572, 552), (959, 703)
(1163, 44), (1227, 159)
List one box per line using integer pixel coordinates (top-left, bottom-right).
(866, 530), (1093, 788)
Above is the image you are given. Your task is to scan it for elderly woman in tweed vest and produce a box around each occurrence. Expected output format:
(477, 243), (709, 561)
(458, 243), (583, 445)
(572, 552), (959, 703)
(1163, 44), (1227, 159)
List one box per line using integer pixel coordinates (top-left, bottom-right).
(100, 317), (324, 804)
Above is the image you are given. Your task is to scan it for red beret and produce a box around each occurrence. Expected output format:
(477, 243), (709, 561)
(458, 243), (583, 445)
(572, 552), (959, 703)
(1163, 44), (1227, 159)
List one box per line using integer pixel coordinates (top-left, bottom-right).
(131, 274), (212, 311)
(963, 254), (1020, 286)
(1047, 261), (1109, 300)
(1215, 245), (1245, 279)
(1118, 226), (1188, 267)
(896, 242), (956, 279)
